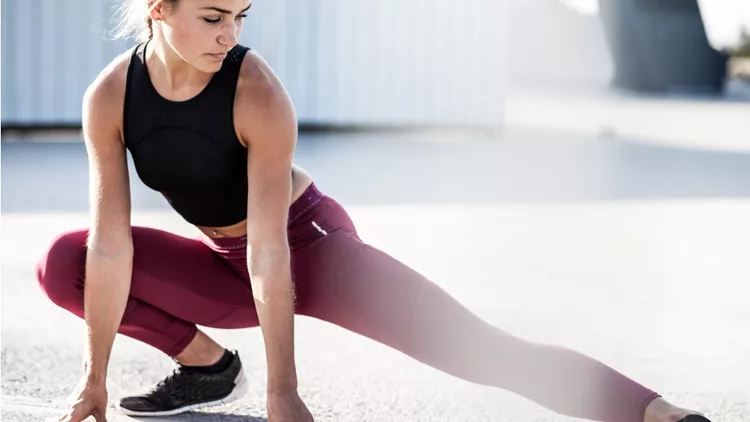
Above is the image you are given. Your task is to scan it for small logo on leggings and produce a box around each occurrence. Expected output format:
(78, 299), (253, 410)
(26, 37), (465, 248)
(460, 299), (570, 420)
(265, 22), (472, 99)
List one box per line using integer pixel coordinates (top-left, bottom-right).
(311, 221), (328, 235)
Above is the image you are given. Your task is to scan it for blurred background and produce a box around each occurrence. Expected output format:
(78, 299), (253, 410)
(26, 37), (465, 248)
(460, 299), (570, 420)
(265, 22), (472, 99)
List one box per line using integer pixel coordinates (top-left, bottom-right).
(2, 0), (748, 130)
(3, 1), (750, 421)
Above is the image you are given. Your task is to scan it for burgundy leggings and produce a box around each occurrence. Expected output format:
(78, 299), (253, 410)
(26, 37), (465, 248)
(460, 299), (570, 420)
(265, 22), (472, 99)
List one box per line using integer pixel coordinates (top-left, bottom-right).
(36, 183), (659, 422)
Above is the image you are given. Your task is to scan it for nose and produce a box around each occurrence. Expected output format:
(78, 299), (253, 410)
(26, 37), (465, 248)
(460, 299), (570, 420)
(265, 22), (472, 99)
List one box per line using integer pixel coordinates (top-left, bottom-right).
(218, 21), (239, 49)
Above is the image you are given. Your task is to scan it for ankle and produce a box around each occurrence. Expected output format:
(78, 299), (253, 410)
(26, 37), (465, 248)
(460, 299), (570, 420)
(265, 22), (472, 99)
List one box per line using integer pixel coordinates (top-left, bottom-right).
(174, 331), (226, 367)
(643, 397), (698, 422)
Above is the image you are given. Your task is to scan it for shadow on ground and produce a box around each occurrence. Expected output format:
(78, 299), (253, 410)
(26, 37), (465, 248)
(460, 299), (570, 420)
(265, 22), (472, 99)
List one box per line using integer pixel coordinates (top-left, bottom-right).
(125, 413), (266, 422)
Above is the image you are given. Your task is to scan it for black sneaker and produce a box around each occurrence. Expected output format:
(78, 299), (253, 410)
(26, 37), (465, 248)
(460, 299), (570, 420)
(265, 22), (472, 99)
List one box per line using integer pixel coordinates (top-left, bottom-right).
(677, 416), (712, 422)
(116, 350), (248, 416)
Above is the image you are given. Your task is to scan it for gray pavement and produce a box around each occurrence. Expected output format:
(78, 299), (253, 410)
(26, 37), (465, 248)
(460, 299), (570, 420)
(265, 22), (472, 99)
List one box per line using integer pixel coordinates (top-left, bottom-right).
(2, 125), (750, 421)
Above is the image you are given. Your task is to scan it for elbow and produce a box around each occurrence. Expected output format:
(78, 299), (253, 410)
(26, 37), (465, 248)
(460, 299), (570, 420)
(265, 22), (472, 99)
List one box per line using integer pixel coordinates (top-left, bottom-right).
(87, 232), (134, 260)
(246, 241), (292, 298)
(247, 235), (290, 261)
(247, 242), (290, 275)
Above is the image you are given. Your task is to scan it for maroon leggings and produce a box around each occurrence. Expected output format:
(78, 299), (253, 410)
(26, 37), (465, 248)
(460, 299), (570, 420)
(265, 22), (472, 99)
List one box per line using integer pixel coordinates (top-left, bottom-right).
(36, 183), (659, 422)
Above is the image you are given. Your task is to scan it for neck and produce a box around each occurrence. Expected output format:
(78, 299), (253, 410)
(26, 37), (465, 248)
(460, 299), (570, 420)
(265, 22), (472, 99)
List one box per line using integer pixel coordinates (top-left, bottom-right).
(146, 35), (211, 92)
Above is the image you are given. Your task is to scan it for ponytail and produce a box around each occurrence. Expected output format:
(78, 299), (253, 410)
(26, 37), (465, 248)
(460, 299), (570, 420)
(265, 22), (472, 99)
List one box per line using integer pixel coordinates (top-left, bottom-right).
(110, 0), (173, 42)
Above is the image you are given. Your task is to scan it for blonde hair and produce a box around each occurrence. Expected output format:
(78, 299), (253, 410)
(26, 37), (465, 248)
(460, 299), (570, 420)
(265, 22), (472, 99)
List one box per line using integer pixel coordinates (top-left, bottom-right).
(110, 0), (176, 42)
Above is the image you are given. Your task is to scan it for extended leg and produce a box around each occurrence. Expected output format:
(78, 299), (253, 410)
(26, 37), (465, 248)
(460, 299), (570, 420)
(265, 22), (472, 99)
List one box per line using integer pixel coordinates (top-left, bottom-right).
(293, 230), (661, 422)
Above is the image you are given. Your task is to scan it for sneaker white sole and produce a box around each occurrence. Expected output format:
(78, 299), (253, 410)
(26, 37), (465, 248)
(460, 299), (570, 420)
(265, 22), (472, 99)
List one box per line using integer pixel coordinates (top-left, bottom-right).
(115, 369), (249, 417)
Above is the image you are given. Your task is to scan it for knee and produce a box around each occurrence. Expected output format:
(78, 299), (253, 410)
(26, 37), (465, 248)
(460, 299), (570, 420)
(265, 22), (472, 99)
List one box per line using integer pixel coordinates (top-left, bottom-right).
(35, 229), (88, 308)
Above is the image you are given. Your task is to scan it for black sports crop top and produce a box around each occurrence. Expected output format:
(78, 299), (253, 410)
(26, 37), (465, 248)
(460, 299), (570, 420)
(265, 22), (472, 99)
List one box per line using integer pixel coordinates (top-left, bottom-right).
(123, 41), (251, 227)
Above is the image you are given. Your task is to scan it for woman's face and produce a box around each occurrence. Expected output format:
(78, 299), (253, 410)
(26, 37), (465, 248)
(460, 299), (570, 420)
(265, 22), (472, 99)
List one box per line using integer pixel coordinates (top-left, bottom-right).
(152, 0), (251, 72)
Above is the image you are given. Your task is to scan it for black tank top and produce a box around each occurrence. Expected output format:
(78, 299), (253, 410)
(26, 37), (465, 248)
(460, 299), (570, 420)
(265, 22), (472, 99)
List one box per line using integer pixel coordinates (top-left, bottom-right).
(123, 41), (251, 227)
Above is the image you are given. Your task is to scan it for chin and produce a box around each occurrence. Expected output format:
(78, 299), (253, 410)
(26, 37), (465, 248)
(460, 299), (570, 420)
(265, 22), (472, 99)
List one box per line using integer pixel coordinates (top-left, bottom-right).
(195, 58), (224, 73)
(208, 62), (225, 73)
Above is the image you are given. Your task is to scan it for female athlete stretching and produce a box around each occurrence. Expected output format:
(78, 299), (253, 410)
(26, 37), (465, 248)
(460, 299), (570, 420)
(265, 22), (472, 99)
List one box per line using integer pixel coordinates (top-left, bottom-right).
(36, 1), (713, 422)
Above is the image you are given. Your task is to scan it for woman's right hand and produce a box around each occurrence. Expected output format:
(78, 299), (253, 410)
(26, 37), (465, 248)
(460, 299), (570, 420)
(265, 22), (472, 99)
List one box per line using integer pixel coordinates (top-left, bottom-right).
(267, 391), (314, 422)
(57, 374), (109, 422)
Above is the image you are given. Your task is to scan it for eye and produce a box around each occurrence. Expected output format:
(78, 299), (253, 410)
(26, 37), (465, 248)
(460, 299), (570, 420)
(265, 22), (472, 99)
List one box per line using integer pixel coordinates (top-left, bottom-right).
(203, 17), (222, 24)
(236, 13), (248, 20)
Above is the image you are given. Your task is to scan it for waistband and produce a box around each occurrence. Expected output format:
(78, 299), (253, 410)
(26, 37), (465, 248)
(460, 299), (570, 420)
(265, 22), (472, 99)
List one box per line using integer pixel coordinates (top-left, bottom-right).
(288, 182), (325, 226)
(199, 182), (325, 250)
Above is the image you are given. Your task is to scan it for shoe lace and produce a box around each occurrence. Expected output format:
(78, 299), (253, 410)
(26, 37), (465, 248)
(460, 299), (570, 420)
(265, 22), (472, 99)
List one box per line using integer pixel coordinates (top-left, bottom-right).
(154, 367), (192, 396)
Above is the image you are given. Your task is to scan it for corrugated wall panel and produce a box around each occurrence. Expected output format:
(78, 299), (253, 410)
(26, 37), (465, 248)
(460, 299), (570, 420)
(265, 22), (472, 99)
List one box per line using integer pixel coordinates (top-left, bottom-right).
(1, 0), (17, 121)
(1, 0), (507, 128)
(308, 0), (508, 127)
(2, 0), (134, 124)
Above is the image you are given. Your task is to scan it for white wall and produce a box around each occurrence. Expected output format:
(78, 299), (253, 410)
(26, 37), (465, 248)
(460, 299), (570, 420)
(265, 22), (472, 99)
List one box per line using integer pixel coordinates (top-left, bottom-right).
(506, 0), (613, 90)
(1, 0), (134, 124)
(1, 0), (508, 129)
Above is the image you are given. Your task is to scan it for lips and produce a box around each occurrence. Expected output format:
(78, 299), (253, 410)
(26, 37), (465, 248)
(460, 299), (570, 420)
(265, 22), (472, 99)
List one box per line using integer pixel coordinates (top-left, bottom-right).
(209, 52), (227, 60)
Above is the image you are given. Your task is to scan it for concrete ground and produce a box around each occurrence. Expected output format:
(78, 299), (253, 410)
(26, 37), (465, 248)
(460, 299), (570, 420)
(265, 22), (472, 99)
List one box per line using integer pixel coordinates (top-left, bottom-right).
(3, 101), (750, 421)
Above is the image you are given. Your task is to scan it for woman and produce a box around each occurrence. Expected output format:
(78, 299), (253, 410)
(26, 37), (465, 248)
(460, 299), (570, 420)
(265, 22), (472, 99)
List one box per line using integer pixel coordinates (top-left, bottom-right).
(36, 1), (712, 422)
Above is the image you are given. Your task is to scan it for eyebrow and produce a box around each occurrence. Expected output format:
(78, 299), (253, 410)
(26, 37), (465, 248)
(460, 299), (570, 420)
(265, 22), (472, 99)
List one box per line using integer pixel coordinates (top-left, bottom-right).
(202, 4), (252, 14)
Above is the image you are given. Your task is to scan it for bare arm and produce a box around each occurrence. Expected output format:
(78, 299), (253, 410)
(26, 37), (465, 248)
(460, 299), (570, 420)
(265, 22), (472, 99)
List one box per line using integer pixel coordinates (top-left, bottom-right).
(81, 63), (134, 383)
(238, 53), (299, 394)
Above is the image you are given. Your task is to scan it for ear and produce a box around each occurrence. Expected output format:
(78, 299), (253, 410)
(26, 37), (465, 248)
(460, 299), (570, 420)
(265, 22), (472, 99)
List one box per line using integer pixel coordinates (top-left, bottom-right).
(148, 0), (167, 22)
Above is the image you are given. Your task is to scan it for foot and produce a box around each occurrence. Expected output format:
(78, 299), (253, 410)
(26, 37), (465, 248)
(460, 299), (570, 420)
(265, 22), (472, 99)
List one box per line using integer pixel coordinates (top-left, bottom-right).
(116, 350), (248, 417)
(676, 416), (712, 422)
(644, 397), (711, 422)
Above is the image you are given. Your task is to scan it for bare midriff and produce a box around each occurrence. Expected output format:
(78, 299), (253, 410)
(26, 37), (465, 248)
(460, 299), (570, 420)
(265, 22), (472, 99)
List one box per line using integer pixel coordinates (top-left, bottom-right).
(195, 165), (314, 239)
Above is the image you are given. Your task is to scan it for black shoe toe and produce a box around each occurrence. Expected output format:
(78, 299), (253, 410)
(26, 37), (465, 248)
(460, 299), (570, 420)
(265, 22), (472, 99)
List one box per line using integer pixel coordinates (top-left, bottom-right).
(677, 416), (711, 422)
(118, 396), (159, 412)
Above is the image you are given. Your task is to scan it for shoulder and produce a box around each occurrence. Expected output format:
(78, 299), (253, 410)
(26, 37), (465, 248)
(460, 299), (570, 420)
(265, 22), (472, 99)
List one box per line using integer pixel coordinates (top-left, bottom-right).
(235, 49), (285, 104)
(233, 49), (297, 146)
(82, 47), (135, 136)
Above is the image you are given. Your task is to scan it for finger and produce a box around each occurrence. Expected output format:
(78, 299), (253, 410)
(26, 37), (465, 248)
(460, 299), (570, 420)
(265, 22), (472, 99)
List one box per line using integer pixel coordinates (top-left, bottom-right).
(93, 407), (108, 422)
(67, 408), (89, 422)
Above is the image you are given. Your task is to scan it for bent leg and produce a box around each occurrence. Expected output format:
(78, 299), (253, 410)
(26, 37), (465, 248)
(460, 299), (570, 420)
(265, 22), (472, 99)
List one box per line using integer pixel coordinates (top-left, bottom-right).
(36, 227), (259, 357)
(294, 229), (659, 422)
